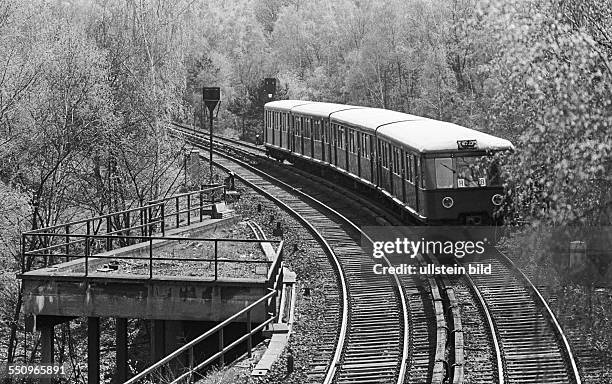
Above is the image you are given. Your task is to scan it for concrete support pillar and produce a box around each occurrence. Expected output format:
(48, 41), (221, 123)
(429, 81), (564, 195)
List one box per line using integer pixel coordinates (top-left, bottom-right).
(40, 323), (54, 384)
(115, 318), (128, 383)
(88, 317), (100, 384)
(151, 320), (166, 362)
(40, 323), (54, 364)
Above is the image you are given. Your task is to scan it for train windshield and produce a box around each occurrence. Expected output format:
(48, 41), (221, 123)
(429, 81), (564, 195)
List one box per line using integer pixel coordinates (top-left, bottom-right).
(435, 156), (501, 188)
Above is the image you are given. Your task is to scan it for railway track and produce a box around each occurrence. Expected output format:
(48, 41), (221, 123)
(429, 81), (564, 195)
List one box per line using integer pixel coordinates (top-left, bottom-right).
(170, 125), (413, 383)
(460, 251), (582, 384)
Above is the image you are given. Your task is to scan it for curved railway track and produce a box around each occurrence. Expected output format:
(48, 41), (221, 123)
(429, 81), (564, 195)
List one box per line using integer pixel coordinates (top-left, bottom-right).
(170, 125), (413, 383)
(460, 251), (582, 384)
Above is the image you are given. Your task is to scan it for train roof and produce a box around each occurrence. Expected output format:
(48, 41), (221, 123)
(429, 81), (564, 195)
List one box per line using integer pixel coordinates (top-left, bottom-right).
(330, 108), (422, 131)
(265, 100), (514, 153)
(264, 100), (312, 110)
(291, 102), (364, 117)
(378, 119), (515, 153)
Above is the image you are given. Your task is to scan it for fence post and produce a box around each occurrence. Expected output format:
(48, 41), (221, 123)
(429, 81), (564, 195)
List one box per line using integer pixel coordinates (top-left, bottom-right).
(188, 347), (195, 384)
(65, 224), (70, 263)
(85, 234), (90, 277)
(246, 311), (252, 358)
(148, 205), (154, 235)
(199, 191), (203, 222)
(214, 240), (218, 281)
(175, 196), (180, 229)
(140, 207), (145, 241)
(125, 211), (130, 245)
(149, 237), (153, 279)
(218, 328), (224, 366)
(187, 194), (191, 226)
(21, 234), (25, 274)
(106, 216), (112, 251)
(160, 203), (165, 237)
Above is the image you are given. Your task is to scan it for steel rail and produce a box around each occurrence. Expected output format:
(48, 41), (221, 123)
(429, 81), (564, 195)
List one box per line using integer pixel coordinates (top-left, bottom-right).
(499, 252), (582, 384)
(459, 263), (505, 384)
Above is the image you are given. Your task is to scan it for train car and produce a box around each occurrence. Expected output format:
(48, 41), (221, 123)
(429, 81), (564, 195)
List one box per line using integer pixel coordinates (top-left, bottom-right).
(264, 100), (514, 225)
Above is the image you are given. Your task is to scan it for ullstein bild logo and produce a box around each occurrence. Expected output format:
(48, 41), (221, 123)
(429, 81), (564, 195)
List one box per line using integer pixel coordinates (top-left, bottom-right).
(372, 238), (486, 259)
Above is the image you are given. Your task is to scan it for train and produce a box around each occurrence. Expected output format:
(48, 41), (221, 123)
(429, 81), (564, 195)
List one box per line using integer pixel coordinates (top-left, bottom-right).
(263, 100), (514, 225)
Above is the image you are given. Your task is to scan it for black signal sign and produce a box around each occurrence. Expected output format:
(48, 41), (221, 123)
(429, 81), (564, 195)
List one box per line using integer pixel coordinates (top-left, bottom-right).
(264, 78), (276, 98)
(203, 87), (220, 114)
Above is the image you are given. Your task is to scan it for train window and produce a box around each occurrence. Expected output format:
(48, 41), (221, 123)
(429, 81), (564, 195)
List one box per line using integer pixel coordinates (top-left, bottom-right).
(338, 126), (344, 149)
(435, 158), (454, 189)
(456, 156), (501, 187)
(281, 114), (287, 132)
(406, 153), (413, 182)
(313, 120), (320, 141)
(304, 119), (311, 138)
(417, 157), (423, 187)
(393, 147), (399, 173)
(361, 134), (367, 158)
(323, 122), (328, 143)
(381, 142), (388, 168)
(348, 130), (355, 153)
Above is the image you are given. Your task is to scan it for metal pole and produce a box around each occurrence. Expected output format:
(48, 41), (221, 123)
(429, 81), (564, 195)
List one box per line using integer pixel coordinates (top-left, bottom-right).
(246, 311), (252, 357)
(65, 224), (70, 262)
(160, 204), (165, 237)
(21, 234), (25, 274)
(214, 240), (218, 281)
(218, 328), (224, 366)
(85, 234), (90, 277)
(209, 114), (214, 185)
(149, 237), (153, 279)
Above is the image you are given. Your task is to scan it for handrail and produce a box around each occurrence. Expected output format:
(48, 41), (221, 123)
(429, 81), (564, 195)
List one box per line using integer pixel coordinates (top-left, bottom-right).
(21, 187), (230, 274)
(24, 186), (224, 235)
(123, 290), (277, 384)
(21, 234), (279, 279)
(24, 204), (158, 235)
(123, 243), (284, 384)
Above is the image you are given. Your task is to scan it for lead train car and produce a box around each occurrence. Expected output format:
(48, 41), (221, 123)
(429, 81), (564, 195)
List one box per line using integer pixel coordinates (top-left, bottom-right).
(264, 100), (514, 225)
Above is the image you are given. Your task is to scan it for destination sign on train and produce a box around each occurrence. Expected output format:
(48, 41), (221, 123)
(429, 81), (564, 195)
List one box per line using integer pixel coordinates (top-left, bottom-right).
(457, 139), (478, 150)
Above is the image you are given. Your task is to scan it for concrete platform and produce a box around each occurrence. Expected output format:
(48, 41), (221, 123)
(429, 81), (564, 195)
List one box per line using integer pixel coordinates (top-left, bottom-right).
(20, 216), (273, 322)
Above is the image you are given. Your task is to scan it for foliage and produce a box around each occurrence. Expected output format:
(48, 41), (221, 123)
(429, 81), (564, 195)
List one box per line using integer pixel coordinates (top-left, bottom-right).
(483, 0), (612, 224)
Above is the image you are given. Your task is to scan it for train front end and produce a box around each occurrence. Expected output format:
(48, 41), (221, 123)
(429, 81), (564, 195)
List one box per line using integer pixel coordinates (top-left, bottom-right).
(420, 143), (512, 226)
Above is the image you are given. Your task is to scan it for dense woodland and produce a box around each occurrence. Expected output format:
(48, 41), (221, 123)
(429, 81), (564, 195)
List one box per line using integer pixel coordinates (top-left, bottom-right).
(0, 0), (611, 380)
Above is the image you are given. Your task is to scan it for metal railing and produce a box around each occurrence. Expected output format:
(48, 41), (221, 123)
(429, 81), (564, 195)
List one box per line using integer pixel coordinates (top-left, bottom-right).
(21, 186), (225, 274)
(21, 234), (281, 280)
(124, 246), (284, 384)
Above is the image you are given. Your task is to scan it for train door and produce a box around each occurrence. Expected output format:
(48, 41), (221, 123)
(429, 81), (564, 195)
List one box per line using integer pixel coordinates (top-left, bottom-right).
(401, 149), (407, 202)
(359, 133), (372, 182)
(321, 120), (327, 163)
(325, 122), (333, 164)
(347, 129), (358, 175)
(290, 115), (296, 152)
(332, 124), (338, 167)
(278, 112), (283, 148)
(298, 117), (304, 155)
(356, 131), (362, 178)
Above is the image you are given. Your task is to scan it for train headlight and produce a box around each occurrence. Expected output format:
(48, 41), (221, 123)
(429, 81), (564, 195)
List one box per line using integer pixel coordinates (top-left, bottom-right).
(492, 194), (504, 206)
(442, 196), (454, 209)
